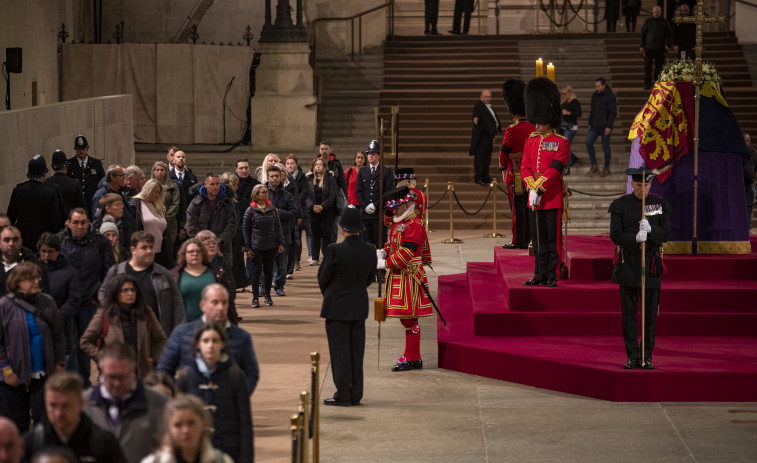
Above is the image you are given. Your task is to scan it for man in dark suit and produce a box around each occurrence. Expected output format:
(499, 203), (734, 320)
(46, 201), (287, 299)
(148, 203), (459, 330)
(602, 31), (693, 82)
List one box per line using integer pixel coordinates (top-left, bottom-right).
(47, 150), (85, 215)
(168, 150), (198, 239)
(6, 155), (66, 252)
(449, 0), (474, 34)
(470, 89), (501, 185)
(356, 140), (394, 248)
(66, 135), (105, 218)
(318, 206), (377, 406)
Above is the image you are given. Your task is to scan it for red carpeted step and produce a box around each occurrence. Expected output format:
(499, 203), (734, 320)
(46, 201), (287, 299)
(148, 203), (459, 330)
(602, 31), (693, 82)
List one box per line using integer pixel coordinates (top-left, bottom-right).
(437, 333), (757, 401)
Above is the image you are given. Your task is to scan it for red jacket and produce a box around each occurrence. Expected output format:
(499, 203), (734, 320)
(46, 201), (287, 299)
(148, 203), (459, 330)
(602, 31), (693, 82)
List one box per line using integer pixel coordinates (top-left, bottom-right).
(521, 132), (569, 210)
(499, 119), (535, 183)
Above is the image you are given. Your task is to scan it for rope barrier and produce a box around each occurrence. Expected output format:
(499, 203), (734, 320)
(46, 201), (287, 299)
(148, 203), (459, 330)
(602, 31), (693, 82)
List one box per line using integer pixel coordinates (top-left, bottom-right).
(568, 187), (625, 197)
(452, 185), (493, 216)
(426, 188), (449, 210)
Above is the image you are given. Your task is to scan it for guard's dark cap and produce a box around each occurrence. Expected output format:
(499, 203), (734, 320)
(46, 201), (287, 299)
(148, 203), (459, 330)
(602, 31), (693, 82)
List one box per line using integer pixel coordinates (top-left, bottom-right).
(366, 140), (380, 154)
(337, 205), (365, 233)
(525, 77), (562, 129)
(74, 134), (89, 149)
(625, 165), (655, 183)
(384, 185), (417, 209)
(27, 154), (49, 179)
(502, 79), (526, 116)
(51, 150), (68, 169)
(395, 168), (415, 181)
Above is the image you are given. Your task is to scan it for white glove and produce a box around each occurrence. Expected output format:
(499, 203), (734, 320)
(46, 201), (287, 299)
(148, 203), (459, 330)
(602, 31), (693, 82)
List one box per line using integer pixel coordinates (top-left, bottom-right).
(639, 219), (651, 233)
(528, 190), (538, 207)
(377, 259), (386, 270)
(365, 203), (376, 214)
(635, 230), (647, 243)
(376, 249), (387, 260)
(535, 194), (542, 206)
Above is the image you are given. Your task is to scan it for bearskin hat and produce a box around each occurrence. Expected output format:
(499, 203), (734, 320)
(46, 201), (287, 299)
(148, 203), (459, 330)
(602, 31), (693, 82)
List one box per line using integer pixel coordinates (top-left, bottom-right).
(502, 79), (526, 116)
(525, 77), (562, 129)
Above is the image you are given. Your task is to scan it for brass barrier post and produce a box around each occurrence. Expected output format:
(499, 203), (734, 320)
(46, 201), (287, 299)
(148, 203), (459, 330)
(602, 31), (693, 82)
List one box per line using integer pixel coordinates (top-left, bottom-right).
(583, 0), (589, 33)
(483, 179), (504, 238)
(310, 353), (320, 463)
(441, 182), (463, 244)
(423, 178), (430, 232)
(299, 392), (310, 463)
(291, 414), (302, 463)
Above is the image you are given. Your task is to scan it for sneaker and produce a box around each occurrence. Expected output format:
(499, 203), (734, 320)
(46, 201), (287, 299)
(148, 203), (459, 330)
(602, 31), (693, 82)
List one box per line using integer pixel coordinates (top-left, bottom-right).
(310, 259), (319, 266)
(276, 288), (286, 297)
(286, 274), (293, 280)
(294, 262), (301, 271)
(251, 298), (260, 308)
(264, 295), (274, 306)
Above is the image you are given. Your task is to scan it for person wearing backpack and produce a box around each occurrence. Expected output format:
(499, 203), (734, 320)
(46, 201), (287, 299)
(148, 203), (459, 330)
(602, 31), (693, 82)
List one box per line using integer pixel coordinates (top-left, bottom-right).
(176, 322), (252, 463)
(80, 274), (166, 379)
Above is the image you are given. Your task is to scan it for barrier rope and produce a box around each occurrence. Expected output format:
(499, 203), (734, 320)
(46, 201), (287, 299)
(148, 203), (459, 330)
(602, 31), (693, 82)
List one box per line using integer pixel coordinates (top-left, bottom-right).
(568, 187), (625, 197)
(426, 188), (450, 209)
(452, 185), (493, 216)
(497, 183), (510, 197)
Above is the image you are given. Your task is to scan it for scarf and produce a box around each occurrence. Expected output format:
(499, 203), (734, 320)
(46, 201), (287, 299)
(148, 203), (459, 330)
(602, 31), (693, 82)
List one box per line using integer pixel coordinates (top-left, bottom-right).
(250, 199), (272, 212)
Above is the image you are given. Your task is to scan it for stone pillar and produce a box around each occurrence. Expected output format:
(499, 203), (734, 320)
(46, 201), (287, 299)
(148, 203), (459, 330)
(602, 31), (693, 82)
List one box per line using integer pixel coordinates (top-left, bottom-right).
(250, 42), (316, 152)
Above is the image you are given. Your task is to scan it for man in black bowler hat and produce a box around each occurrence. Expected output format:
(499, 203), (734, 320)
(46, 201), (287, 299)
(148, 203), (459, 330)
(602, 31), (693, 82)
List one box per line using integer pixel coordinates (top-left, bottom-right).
(66, 135), (105, 218)
(6, 155), (66, 251)
(609, 165), (670, 369)
(318, 206), (377, 406)
(47, 150), (85, 215)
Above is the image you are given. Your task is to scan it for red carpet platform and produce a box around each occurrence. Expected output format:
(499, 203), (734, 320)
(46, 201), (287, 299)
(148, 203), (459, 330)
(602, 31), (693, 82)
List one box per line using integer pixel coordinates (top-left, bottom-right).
(437, 235), (757, 401)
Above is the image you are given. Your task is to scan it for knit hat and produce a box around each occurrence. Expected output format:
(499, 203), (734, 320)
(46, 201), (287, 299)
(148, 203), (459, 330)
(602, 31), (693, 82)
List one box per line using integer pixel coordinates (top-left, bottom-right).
(99, 216), (119, 236)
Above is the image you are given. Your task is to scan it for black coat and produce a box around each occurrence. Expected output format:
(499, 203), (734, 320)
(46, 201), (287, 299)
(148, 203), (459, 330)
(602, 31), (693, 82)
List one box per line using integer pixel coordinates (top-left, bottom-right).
(588, 86), (618, 130)
(169, 167), (198, 229)
(284, 175), (304, 220)
(66, 156), (105, 217)
(609, 193), (670, 288)
(242, 203), (284, 251)
(561, 98), (582, 128)
(469, 100), (501, 156)
(58, 228), (115, 301)
(266, 183), (298, 245)
(24, 412), (128, 463)
(7, 179), (67, 250)
(323, 154), (348, 195)
(355, 165), (394, 220)
(640, 16), (674, 51)
(291, 167), (310, 217)
(42, 254), (81, 326)
(318, 235), (377, 320)
(306, 172), (339, 220)
(47, 172), (85, 214)
(177, 358), (253, 463)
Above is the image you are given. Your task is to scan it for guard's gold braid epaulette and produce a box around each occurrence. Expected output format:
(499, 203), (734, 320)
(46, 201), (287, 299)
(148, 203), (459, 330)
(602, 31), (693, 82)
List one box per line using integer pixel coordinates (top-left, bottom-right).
(508, 119), (522, 129)
(529, 132), (540, 138)
(553, 133), (568, 140)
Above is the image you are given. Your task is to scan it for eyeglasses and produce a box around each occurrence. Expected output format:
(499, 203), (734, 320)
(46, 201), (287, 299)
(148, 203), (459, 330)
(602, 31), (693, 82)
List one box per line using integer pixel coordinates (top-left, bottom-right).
(186, 249), (202, 254)
(119, 287), (137, 293)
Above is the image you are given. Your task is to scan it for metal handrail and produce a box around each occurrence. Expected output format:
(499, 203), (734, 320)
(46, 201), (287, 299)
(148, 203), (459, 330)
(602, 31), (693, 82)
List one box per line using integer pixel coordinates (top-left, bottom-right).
(311, 0), (394, 63)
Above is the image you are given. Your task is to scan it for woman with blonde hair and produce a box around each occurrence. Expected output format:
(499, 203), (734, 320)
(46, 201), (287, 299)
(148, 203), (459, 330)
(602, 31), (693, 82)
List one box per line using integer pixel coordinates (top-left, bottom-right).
(151, 161), (181, 247)
(130, 179), (172, 267)
(140, 394), (234, 463)
(560, 85), (582, 174)
(306, 156), (337, 265)
(255, 153), (281, 183)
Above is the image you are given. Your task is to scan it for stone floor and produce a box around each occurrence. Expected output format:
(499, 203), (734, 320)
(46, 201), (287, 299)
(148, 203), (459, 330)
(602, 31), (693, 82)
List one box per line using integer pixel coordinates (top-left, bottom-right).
(241, 229), (757, 463)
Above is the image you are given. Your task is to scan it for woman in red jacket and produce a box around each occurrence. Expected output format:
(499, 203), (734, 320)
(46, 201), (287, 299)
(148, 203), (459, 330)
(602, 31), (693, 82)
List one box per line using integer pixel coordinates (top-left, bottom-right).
(345, 151), (366, 207)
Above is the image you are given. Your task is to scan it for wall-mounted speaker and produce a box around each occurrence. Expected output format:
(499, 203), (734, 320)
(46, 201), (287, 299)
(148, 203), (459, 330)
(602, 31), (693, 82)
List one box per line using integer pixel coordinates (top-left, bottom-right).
(6, 48), (22, 73)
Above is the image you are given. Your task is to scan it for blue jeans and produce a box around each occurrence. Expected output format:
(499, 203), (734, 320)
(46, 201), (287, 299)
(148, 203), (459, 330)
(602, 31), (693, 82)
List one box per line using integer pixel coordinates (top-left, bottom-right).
(561, 128), (578, 167)
(585, 126), (612, 168)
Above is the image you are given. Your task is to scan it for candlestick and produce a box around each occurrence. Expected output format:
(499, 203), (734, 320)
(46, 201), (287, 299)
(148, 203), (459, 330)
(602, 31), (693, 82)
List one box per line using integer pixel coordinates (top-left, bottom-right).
(536, 58), (543, 78)
(547, 62), (555, 82)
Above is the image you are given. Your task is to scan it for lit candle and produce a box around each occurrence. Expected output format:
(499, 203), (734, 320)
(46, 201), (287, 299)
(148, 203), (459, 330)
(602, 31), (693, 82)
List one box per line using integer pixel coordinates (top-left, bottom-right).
(536, 58), (543, 78)
(547, 63), (555, 82)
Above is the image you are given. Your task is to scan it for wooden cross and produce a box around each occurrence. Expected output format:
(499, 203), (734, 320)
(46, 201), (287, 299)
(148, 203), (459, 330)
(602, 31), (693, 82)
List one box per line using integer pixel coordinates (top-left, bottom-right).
(674, 0), (726, 85)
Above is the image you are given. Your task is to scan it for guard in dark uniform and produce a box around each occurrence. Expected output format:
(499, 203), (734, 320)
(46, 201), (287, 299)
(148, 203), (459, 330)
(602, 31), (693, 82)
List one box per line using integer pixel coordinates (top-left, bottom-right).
(318, 206), (377, 406)
(499, 79), (535, 250)
(66, 135), (105, 218)
(356, 140), (393, 248)
(47, 150), (85, 215)
(609, 166), (670, 369)
(521, 78), (569, 287)
(6, 155), (67, 251)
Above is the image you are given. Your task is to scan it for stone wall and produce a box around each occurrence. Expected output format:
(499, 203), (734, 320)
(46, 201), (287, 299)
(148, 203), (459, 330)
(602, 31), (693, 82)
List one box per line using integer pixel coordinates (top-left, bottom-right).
(0, 95), (134, 210)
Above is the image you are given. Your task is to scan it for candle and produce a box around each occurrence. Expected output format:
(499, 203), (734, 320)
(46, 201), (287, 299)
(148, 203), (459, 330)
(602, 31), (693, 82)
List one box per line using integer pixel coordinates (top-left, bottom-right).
(547, 63), (555, 82)
(536, 58), (543, 78)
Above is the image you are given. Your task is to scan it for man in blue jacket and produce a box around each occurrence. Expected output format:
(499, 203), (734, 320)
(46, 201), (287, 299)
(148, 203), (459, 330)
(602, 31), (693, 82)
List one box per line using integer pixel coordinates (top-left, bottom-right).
(156, 284), (259, 395)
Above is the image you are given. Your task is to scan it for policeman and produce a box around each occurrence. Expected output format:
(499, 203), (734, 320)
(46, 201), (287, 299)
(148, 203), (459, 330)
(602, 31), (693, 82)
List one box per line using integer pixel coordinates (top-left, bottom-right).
(521, 78), (569, 287)
(47, 150), (85, 214)
(356, 140), (393, 248)
(499, 79), (535, 250)
(66, 135), (105, 218)
(609, 166), (670, 369)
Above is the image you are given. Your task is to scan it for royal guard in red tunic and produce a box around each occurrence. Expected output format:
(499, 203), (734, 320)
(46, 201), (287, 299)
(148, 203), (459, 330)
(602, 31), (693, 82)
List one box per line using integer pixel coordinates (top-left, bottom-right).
(499, 79), (536, 250)
(520, 77), (570, 287)
(377, 186), (433, 372)
(391, 168), (431, 264)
